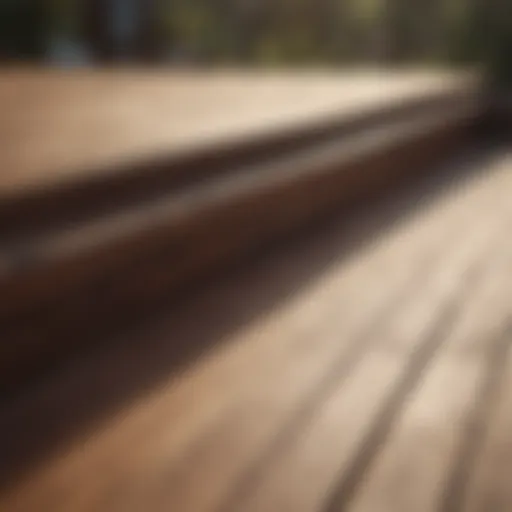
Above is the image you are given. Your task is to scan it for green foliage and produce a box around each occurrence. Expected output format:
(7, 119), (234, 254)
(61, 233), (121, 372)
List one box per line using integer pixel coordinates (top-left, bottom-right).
(0, 0), (510, 86)
(48, 0), (80, 37)
(0, 1), (49, 59)
(455, 0), (512, 87)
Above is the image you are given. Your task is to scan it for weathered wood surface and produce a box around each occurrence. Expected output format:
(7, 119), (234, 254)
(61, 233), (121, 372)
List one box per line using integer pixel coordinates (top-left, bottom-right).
(1, 146), (511, 512)
(0, 69), (477, 200)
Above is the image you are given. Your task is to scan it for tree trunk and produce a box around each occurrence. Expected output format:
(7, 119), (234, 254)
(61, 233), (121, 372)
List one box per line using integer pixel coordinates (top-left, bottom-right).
(82, 0), (162, 63)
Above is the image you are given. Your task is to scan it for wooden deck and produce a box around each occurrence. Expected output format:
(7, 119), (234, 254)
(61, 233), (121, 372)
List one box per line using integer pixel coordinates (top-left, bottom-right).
(1, 144), (511, 512)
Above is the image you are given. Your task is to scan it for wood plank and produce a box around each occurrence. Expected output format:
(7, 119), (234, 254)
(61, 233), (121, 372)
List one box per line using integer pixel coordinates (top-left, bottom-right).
(345, 227), (512, 512)
(461, 330), (512, 511)
(0, 70), (476, 199)
(220, 164), (512, 512)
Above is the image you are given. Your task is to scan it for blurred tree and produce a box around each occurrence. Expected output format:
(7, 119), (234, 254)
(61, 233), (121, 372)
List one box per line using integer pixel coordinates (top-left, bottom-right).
(0, 0), (49, 60)
(462, 0), (512, 86)
(48, 0), (80, 38)
(0, 0), (508, 86)
(81, 0), (163, 63)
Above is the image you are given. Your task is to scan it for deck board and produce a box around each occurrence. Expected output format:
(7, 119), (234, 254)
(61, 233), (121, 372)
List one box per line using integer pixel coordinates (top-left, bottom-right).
(235, 192), (510, 512)
(463, 348), (512, 512)
(346, 240), (512, 512)
(1, 148), (512, 512)
(0, 69), (475, 200)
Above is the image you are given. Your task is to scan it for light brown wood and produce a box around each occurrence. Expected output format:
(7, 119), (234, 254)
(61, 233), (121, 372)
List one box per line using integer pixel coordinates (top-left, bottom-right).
(0, 69), (477, 199)
(1, 147), (511, 512)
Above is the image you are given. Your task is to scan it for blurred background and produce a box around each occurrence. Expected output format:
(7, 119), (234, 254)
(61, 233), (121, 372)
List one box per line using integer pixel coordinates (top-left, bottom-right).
(0, 0), (510, 86)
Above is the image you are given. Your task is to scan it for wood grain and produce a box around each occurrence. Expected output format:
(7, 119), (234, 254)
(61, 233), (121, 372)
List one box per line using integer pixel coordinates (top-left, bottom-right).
(1, 147), (511, 512)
